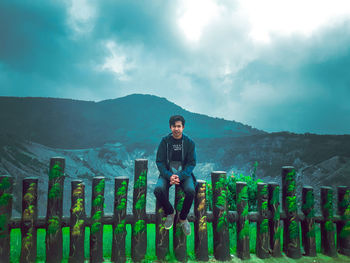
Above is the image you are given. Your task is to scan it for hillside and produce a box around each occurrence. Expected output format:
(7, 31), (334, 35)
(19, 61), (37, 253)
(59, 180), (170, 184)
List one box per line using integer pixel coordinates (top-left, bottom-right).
(0, 94), (262, 149)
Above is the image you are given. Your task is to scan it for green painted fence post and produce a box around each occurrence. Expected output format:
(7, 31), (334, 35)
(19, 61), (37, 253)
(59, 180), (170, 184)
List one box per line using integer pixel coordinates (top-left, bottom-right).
(236, 181), (250, 260)
(282, 166), (301, 259)
(320, 186), (337, 257)
(174, 185), (187, 262)
(46, 157), (65, 263)
(155, 187), (169, 260)
(337, 186), (350, 256)
(0, 175), (13, 263)
(69, 180), (86, 263)
(20, 178), (38, 263)
(211, 171), (230, 261)
(112, 176), (129, 263)
(268, 182), (282, 257)
(301, 186), (316, 256)
(132, 159), (148, 262)
(194, 180), (209, 261)
(256, 182), (270, 258)
(90, 176), (105, 263)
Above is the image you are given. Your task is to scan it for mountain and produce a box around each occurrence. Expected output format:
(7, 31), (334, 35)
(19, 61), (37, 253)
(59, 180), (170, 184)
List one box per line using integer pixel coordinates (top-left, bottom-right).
(0, 95), (349, 216)
(0, 94), (263, 150)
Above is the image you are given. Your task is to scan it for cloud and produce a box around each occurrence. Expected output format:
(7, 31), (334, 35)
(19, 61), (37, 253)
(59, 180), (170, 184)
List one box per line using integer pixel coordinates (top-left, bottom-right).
(1, 0), (350, 134)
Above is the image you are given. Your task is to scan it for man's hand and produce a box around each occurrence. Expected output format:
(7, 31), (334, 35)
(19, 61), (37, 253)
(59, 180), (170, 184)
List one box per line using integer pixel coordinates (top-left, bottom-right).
(170, 174), (180, 185)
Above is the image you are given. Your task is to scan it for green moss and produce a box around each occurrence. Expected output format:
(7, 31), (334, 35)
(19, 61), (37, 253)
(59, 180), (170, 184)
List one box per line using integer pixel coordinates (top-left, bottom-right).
(49, 163), (64, 180)
(217, 211), (227, 232)
(135, 194), (146, 210)
(271, 186), (280, 205)
(286, 196), (297, 213)
(289, 221), (298, 239)
(325, 221), (335, 232)
(48, 216), (60, 235)
(114, 220), (126, 235)
(94, 179), (105, 194)
(133, 220), (145, 235)
(286, 170), (296, 182)
(260, 185), (268, 197)
(92, 211), (102, 221)
(91, 222), (102, 234)
(72, 220), (84, 236)
(238, 219), (249, 240)
(340, 221), (350, 238)
(302, 190), (314, 211)
(93, 195), (104, 207)
(116, 198), (126, 211)
(216, 190), (227, 209)
(261, 201), (268, 211)
(0, 214), (8, 236)
(287, 181), (295, 193)
(0, 193), (12, 206)
(274, 226), (281, 240)
(274, 209), (280, 221)
(72, 198), (84, 214)
(260, 219), (269, 234)
(237, 185), (248, 204)
(48, 183), (62, 199)
(117, 186), (126, 196)
(0, 177), (11, 190)
(215, 176), (226, 190)
(134, 171), (147, 189)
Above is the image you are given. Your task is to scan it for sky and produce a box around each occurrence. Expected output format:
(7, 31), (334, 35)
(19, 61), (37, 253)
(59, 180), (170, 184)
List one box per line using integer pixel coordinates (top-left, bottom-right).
(1, 0), (350, 134)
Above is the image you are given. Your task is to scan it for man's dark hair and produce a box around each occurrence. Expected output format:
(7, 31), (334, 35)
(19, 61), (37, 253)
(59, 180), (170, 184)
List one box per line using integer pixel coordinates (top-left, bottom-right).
(169, 115), (185, 127)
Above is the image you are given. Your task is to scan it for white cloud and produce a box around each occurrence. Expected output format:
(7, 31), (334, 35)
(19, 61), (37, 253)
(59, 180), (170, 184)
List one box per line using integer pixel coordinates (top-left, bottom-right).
(65, 0), (96, 35)
(177, 0), (221, 43)
(98, 40), (135, 81)
(239, 0), (350, 42)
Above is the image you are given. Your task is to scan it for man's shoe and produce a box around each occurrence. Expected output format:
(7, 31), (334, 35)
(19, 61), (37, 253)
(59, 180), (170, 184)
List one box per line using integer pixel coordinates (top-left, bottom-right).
(164, 212), (175, 230)
(180, 219), (191, 236)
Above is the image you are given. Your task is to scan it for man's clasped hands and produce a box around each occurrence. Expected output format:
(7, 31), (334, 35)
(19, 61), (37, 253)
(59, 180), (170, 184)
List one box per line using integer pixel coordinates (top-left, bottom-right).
(170, 174), (180, 185)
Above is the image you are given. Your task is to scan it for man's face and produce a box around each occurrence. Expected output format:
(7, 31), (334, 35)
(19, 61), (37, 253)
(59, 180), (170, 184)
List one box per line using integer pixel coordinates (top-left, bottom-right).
(170, 121), (184, 139)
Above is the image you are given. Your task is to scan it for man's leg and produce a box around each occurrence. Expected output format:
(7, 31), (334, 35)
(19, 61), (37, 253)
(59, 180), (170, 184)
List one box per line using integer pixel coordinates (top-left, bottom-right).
(179, 176), (196, 220)
(153, 176), (174, 215)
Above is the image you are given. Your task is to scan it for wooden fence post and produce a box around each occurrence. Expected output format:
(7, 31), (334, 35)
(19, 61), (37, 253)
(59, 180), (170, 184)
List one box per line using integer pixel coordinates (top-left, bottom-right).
(174, 185), (187, 262)
(320, 186), (337, 257)
(69, 180), (86, 263)
(268, 182), (282, 257)
(211, 171), (230, 261)
(194, 180), (208, 261)
(112, 176), (129, 263)
(236, 181), (250, 260)
(132, 159), (148, 262)
(301, 186), (316, 256)
(282, 166), (301, 259)
(337, 186), (350, 256)
(20, 178), (38, 263)
(155, 188), (169, 260)
(0, 175), (13, 263)
(90, 176), (105, 263)
(46, 157), (65, 263)
(256, 183), (270, 258)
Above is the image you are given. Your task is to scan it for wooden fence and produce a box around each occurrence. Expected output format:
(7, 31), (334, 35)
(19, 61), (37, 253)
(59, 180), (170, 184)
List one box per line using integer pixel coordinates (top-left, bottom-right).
(0, 157), (350, 262)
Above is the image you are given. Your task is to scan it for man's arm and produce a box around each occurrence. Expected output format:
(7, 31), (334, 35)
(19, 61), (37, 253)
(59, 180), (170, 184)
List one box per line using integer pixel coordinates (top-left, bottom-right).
(156, 138), (172, 180)
(178, 141), (196, 181)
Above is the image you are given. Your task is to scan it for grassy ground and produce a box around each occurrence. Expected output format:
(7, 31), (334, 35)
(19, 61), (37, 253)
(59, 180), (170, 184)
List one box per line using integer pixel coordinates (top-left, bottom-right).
(9, 223), (350, 262)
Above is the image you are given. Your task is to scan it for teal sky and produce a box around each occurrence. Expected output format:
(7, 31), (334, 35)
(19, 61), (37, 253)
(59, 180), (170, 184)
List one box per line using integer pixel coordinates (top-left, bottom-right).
(1, 0), (350, 134)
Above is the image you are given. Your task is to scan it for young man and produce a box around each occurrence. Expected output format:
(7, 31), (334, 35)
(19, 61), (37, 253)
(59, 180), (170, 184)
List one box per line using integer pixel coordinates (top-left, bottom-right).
(154, 115), (197, 236)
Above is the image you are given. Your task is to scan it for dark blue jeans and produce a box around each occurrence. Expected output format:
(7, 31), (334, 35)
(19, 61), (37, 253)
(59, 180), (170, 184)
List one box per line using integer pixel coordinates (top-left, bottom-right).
(154, 175), (196, 220)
